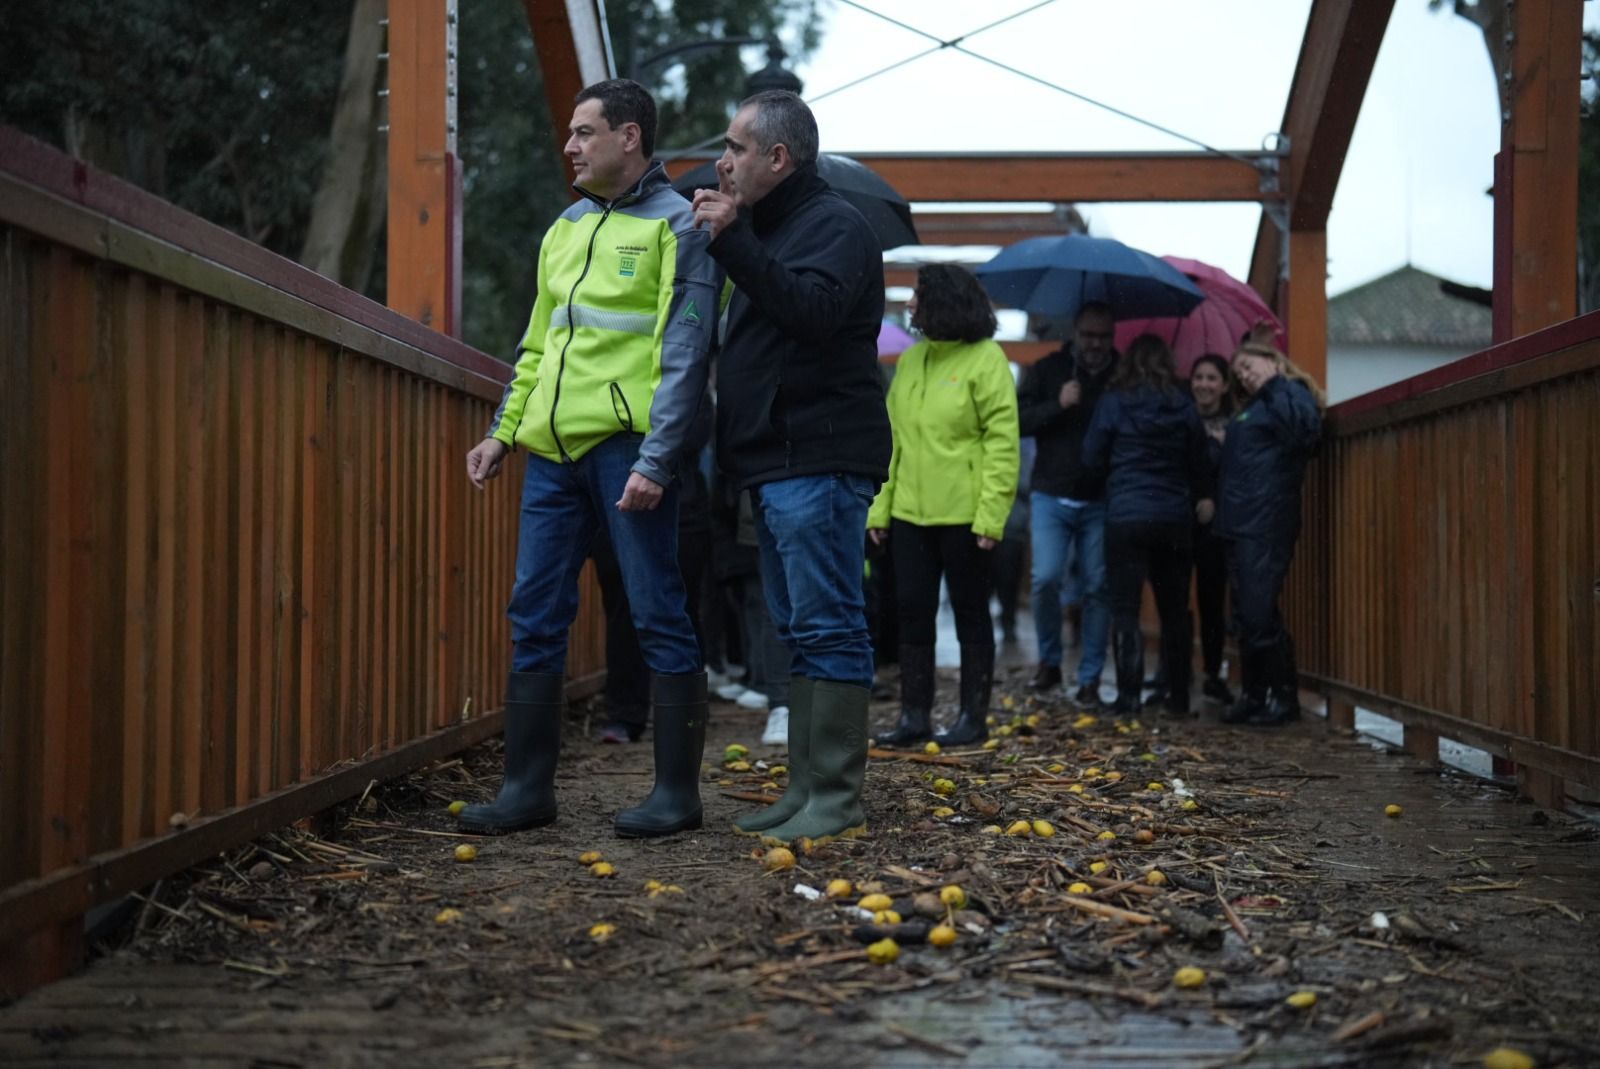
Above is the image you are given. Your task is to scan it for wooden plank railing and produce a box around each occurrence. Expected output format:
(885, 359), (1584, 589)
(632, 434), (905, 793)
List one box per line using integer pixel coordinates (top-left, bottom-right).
(1286, 310), (1600, 806)
(0, 128), (604, 991)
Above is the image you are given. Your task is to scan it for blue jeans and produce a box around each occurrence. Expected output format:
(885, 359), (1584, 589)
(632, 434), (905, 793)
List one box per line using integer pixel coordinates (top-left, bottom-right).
(1029, 493), (1108, 685)
(507, 434), (700, 676)
(752, 474), (877, 688)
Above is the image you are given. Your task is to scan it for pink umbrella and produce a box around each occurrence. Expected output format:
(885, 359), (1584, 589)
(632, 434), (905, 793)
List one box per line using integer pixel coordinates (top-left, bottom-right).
(1114, 256), (1284, 377)
(877, 319), (914, 358)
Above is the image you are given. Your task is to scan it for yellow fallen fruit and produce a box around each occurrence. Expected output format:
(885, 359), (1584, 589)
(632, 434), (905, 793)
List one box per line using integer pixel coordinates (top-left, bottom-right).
(453, 844), (478, 863)
(995, 725), (1015, 737)
(1084, 767), (1103, 778)
(931, 806), (956, 818)
(933, 778), (957, 796)
(858, 893), (894, 912)
(825, 878), (853, 898)
(1068, 882), (1093, 894)
(940, 884), (967, 909)
(1089, 860), (1109, 875)
(447, 800), (467, 816)
(1385, 804), (1403, 818)
(867, 937), (900, 965)
(1286, 991), (1317, 1009)
(589, 861), (617, 877)
(1072, 715), (1097, 729)
(434, 907), (464, 924)
(724, 743), (749, 760)
(1146, 870), (1168, 886)
(928, 923), (957, 948)
(1181, 799), (1199, 811)
(1097, 830), (1117, 841)
(873, 909), (903, 925)
(589, 922), (617, 942)
(1127, 719), (1142, 729)
(986, 715), (998, 726)
(981, 824), (1003, 834)
(1047, 763), (1067, 774)
(726, 760), (752, 772)
(1104, 770), (1123, 781)
(1173, 966), (1207, 989)
(1001, 695), (1016, 710)
(1482, 1048), (1535, 1069)
(1146, 782), (1165, 792)
(982, 739), (1000, 751)
(1140, 752), (1158, 763)
(924, 741), (942, 755)
(1068, 784), (1086, 794)
(579, 851), (604, 865)
(763, 847), (796, 872)
(769, 765), (788, 776)
(1032, 819), (1056, 838)
(643, 879), (664, 893)
(1025, 714), (1041, 728)
(1116, 724), (1131, 735)
(1006, 819), (1033, 837)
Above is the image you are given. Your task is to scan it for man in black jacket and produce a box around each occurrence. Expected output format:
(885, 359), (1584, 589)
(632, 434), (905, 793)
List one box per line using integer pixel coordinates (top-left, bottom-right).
(692, 90), (890, 845)
(1016, 302), (1117, 706)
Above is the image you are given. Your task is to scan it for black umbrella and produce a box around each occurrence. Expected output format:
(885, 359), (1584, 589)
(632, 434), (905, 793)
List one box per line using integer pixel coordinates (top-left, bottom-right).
(671, 153), (920, 251)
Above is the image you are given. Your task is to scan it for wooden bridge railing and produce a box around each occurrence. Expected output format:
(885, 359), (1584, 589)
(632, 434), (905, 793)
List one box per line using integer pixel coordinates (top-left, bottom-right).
(1286, 310), (1600, 807)
(0, 129), (604, 993)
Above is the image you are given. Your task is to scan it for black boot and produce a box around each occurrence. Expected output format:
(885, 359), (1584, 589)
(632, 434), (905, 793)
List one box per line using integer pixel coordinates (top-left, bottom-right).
(457, 671), (564, 834)
(1250, 640), (1300, 726)
(614, 672), (707, 837)
(876, 644), (933, 747)
(935, 643), (993, 747)
(1110, 627), (1144, 714)
(1220, 649), (1267, 724)
(1202, 675), (1236, 705)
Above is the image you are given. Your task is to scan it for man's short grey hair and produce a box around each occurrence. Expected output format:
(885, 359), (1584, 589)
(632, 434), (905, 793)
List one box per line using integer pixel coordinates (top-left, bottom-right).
(739, 90), (819, 167)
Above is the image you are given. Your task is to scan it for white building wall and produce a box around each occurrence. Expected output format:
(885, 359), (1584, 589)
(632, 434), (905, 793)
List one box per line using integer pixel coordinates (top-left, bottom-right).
(1326, 343), (1477, 405)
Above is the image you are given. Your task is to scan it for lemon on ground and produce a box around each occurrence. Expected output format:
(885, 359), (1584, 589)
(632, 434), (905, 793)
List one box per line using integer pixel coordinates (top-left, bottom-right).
(940, 884), (967, 909)
(924, 741), (942, 755)
(931, 806), (956, 818)
(724, 743), (749, 760)
(589, 861), (617, 877)
(873, 909), (903, 925)
(1385, 804), (1403, 817)
(1068, 882), (1093, 894)
(928, 924), (957, 948)
(1482, 1048), (1534, 1069)
(1084, 767), (1103, 778)
(763, 847), (796, 871)
(1032, 819), (1056, 838)
(1097, 830), (1117, 841)
(1006, 819), (1033, 837)
(826, 878), (853, 898)
(453, 844), (478, 862)
(1181, 799), (1199, 811)
(1286, 991), (1317, 1009)
(1068, 783), (1086, 794)
(981, 824), (1003, 834)
(1025, 714), (1041, 728)
(770, 765), (788, 775)
(1140, 752), (1158, 763)
(1173, 966), (1206, 988)
(727, 759), (752, 772)
(1146, 782), (1165, 792)
(1146, 870), (1168, 886)
(1047, 763), (1067, 773)
(434, 907), (464, 924)
(982, 739), (1000, 750)
(858, 893), (894, 912)
(1104, 770), (1122, 781)
(933, 778), (957, 796)
(447, 800), (467, 816)
(1089, 860), (1109, 875)
(867, 937), (900, 965)
(579, 850), (604, 865)
(1072, 714), (1097, 729)
(589, 922), (617, 941)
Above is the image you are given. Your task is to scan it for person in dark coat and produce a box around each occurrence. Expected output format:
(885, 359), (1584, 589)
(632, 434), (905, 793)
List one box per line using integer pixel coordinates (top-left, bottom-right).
(1081, 335), (1209, 716)
(1188, 354), (1236, 706)
(1215, 339), (1324, 726)
(691, 90), (891, 844)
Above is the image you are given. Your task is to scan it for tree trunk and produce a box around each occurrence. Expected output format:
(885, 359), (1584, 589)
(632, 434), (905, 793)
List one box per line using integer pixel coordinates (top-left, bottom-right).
(299, 0), (388, 294)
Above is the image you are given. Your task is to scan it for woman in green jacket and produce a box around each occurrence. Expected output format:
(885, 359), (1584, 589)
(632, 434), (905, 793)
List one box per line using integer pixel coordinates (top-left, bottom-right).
(869, 264), (1020, 747)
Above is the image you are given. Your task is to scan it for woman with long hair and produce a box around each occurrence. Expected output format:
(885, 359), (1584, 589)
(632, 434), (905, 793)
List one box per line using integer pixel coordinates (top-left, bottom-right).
(1081, 334), (1209, 716)
(869, 264), (1019, 748)
(1188, 354), (1236, 705)
(1216, 339), (1324, 726)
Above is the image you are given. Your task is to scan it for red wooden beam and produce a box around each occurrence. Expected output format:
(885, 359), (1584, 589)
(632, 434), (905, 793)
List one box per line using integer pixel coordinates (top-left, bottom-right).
(525, 0), (614, 160)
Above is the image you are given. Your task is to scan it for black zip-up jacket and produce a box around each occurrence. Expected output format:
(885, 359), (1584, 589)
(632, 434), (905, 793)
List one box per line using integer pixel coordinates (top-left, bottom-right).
(1080, 385), (1208, 528)
(708, 164), (891, 490)
(1215, 375), (1322, 544)
(1015, 344), (1117, 499)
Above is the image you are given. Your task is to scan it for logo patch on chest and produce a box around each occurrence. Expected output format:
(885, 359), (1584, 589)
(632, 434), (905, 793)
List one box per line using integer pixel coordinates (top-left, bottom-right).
(615, 244), (648, 278)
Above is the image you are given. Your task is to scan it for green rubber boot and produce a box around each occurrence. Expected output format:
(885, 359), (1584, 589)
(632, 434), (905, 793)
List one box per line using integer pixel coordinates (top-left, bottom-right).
(759, 679), (869, 846)
(733, 676), (813, 835)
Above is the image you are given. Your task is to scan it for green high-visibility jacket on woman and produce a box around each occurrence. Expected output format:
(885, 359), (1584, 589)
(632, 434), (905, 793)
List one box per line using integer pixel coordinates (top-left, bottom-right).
(867, 338), (1020, 542)
(487, 162), (721, 487)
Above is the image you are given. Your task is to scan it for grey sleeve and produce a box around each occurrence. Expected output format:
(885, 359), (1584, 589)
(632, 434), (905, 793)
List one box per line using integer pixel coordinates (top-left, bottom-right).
(632, 223), (723, 486)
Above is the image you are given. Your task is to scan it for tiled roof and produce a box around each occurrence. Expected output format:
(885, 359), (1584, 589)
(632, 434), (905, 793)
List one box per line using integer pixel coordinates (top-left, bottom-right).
(1327, 265), (1492, 347)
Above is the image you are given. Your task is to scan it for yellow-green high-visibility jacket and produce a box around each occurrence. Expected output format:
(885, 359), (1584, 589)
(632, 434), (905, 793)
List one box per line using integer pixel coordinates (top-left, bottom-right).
(867, 338), (1020, 541)
(488, 162), (721, 486)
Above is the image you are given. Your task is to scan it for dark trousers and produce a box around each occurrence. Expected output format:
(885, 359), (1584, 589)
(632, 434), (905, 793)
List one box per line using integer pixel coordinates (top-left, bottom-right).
(593, 525), (709, 727)
(992, 496), (1029, 638)
(1193, 526), (1228, 678)
(890, 520), (994, 652)
(1226, 535), (1296, 693)
(1105, 522), (1193, 701)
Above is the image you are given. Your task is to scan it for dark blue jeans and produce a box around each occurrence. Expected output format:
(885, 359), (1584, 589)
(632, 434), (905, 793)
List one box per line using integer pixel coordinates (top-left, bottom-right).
(751, 474), (877, 688)
(507, 434), (700, 676)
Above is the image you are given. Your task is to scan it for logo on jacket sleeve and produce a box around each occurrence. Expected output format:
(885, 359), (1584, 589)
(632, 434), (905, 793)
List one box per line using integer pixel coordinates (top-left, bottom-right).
(680, 299), (702, 327)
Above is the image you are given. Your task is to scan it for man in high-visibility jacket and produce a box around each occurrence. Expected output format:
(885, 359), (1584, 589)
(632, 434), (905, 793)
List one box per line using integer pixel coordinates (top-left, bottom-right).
(459, 79), (721, 839)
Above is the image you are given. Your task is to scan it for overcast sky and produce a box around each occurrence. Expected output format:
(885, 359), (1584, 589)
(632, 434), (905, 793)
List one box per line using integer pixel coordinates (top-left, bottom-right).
(778, 0), (1590, 297)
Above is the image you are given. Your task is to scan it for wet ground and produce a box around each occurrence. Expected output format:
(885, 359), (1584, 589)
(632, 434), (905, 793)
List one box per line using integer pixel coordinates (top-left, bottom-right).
(2, 636), (1597, 1069)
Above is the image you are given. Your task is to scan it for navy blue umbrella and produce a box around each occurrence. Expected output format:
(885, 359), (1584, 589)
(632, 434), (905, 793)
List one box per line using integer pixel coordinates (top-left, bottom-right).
(974, 235), (1205, 320)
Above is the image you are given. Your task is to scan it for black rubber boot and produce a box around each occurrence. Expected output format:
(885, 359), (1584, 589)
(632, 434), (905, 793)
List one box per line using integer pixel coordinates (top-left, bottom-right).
(734, 676), (814, 835)
(935, 643), (993, 747)
(1110, 627), (1145, 714)
(1220, 649), (1268, 724)
(614, 672), (707, 838)
(760, 680), (869, 845)
(1250, 640), (1301, 726)
(457, 671), (564, 834)
(876, 644), (933, 747)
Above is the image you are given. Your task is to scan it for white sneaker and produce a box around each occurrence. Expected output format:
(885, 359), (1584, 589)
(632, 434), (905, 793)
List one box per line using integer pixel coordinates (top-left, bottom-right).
(707, 668), (733, 691)
(762, 706), (789, 745)
(736, 688), (770, 710)
(716, 681), (748, 701)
